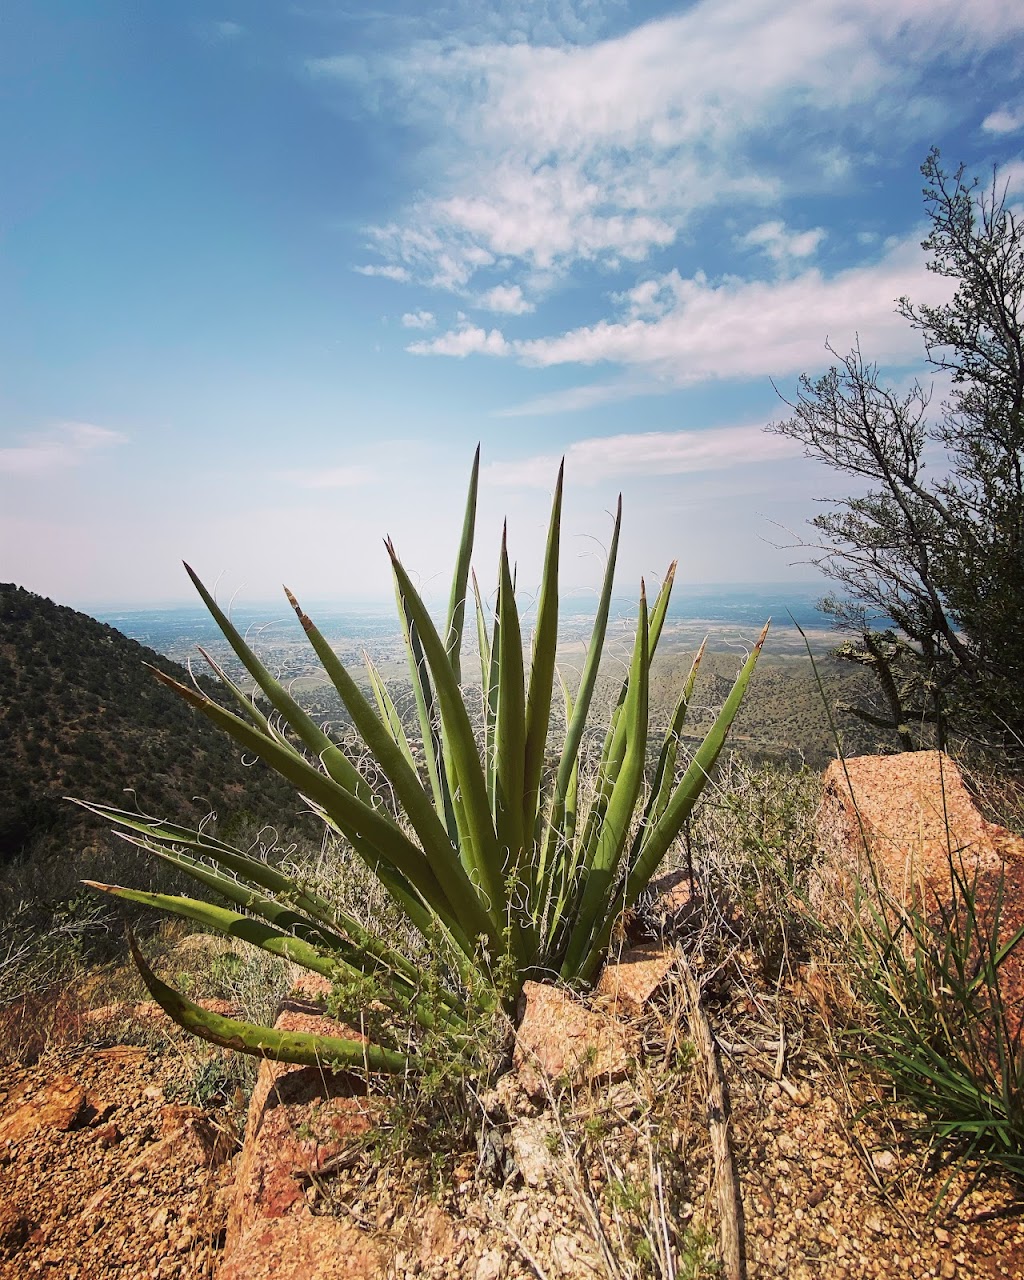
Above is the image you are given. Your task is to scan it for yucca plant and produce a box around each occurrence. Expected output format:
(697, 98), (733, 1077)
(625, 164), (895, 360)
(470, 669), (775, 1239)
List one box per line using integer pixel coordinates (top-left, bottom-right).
(80, 451), (767, 1073)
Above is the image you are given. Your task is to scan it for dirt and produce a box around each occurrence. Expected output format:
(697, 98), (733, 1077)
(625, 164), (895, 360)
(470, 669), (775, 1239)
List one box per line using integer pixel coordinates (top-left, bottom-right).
(0, 1039), (237, 1279)
(2, 988), (1024, 1279)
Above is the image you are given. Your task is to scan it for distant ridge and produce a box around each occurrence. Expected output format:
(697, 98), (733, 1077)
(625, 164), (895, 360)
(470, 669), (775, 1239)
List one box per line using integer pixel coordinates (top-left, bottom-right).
(0, 582), (306, 863)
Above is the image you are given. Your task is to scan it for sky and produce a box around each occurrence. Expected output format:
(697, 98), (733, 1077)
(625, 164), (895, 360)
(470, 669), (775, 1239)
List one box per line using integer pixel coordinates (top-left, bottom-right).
(2, 0), (1024, 611)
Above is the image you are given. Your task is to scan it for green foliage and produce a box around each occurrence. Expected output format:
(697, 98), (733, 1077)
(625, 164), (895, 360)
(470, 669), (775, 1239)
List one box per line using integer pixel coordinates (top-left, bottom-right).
(691, 759), (823, 979)
(83, 452), (765, 1073)
(769, 150), (1024, 751)
(850, 849), (1024, 1183)
(0, 580), (308, 864)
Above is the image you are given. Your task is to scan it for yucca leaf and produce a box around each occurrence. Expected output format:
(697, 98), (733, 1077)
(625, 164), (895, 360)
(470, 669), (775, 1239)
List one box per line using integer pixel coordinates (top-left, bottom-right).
(523, 461), (563, 843)
(480, 574), (502, 807)
(387, 543), (506, 923)
(394, 592), (456, 841)
(88, 882), (343, 979)
(572, 563), (676, 878)
(625, 620), (770, 904)
(494, 527), (526, 871)
(284, 588), (496, 952)
(562, 585), (649, 979)
(471, 570), (498, 802)
(145, 667), (464, 931)
(538, 495), (623, 889)
(444, 443), (479, 684)
(363, 651), (416, 762)
(195, 645), (280, 740)
(127, 932), (412, 1073)
(182, 564), (371, 804)
(72, 799), (427, 987)
(635, 638), (707, 845)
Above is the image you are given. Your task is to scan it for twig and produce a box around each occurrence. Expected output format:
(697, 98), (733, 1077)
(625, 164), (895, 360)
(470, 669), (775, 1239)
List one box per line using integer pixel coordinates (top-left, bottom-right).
(678, 953), (746, 1280)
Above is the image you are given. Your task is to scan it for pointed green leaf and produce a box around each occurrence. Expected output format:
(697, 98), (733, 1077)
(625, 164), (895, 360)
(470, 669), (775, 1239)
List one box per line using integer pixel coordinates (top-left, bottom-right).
(88, 882), (341, 978)
(182, 564), (371, 804)
(285, 588), (495, 951)
(523, 461), (563, 842)
(626, 621), (770, 905)
(445, 443), (479, 684)
(562, 585), (649, 978)
(494, 527), (526, 870)
(126, 932), (413, 1073)
(144, 667), (464, 932)
(388, 543), (506, 923)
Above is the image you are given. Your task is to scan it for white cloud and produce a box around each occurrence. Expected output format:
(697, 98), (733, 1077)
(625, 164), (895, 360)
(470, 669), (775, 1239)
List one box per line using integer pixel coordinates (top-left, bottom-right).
(1002, 159), (1024, 198)
(485, 423), (801, 487)
(0, 423), (128, 476)
(354, 263), (411, 282)
(408, 323), (510, 357)
(495, 379), (664, 417)
(415, 233), (953, 384)
(319, 0), (1024, 291)
(739, 220), (826, 264)
(401, 310), (436, 329)
(983, 104), (1024, 134)
(478, 284), (534, 314)
(286, 465), (372, 489)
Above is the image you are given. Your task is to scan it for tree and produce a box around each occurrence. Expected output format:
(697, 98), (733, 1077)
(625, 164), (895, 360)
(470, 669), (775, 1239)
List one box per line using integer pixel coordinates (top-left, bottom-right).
(769, 150), (1024, 751)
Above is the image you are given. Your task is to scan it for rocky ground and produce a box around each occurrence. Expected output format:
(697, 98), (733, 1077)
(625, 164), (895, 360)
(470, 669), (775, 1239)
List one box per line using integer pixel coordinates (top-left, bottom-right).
(0, 1039), (237, 1279)
(2, 962), (1022, 1280)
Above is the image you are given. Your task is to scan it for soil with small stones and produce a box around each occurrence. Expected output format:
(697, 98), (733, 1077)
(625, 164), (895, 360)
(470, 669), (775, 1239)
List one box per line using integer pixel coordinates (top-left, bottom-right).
(3, 980), (1024, 1280)
(314, 982), (1024, 1280)
(0, 1041), (237, 1279)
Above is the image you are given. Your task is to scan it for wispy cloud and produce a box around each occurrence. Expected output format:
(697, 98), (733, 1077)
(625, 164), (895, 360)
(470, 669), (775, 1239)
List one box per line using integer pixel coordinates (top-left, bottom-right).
(411, 233), (953, 385)
(0, 423), (128, 476)
(408, 322), (509, 357)
(286, 465), (372, 489)
(983, 103), (1024, 134)
(317, 0), (1024, 292)
(354, 263), (410, 282)
(484, 423), (801, 487)
(194, 19), (243, 44)
(495, 379), (666, 417)
(478, 284), (534, 314)
(401, 310), (436, 329)
(739, 220), (826, 264)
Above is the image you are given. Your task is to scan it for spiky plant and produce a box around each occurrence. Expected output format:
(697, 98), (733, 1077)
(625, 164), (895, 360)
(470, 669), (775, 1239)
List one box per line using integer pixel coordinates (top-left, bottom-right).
(80, 451), (767, 1072)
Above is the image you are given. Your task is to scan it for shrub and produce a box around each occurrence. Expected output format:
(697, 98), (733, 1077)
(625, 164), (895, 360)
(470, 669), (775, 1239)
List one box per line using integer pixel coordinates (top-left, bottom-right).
(80, 452), (766, 1073)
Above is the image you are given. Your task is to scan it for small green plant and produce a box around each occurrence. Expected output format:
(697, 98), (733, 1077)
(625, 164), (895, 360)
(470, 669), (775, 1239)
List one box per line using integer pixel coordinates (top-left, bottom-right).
(850, 850), (1024, 1182)
(78, 451), (766, 1073)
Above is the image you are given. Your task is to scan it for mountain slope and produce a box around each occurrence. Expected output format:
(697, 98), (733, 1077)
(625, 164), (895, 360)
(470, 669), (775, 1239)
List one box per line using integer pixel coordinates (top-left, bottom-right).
(0, 582), (307, 864)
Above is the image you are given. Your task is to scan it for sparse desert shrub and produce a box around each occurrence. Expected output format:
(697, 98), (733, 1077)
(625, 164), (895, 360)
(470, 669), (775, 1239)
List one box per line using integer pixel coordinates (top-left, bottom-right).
(687, 758), (823, 978)
(849, 858), (1024, 1182)
(81, 452), (765, 1074)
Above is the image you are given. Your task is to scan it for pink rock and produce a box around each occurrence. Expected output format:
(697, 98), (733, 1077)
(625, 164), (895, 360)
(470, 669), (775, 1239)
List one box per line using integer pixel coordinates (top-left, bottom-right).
(821, 750), (1024, 1040)
(218, 1215), (382, 1280)
(595, 944), (676, 1014)
(0, 1076), (86, 1144)
(513, 981), (639, 1096)
(220, 974), (385, 1280)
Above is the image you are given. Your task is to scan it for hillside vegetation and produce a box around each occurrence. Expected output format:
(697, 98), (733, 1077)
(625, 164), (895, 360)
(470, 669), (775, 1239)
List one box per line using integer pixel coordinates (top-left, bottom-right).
(0, 582), (309, 867)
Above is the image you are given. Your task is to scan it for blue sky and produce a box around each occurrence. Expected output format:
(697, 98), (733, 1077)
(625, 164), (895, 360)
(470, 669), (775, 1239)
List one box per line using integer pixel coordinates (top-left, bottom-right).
(2, 0), (1023, 609)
